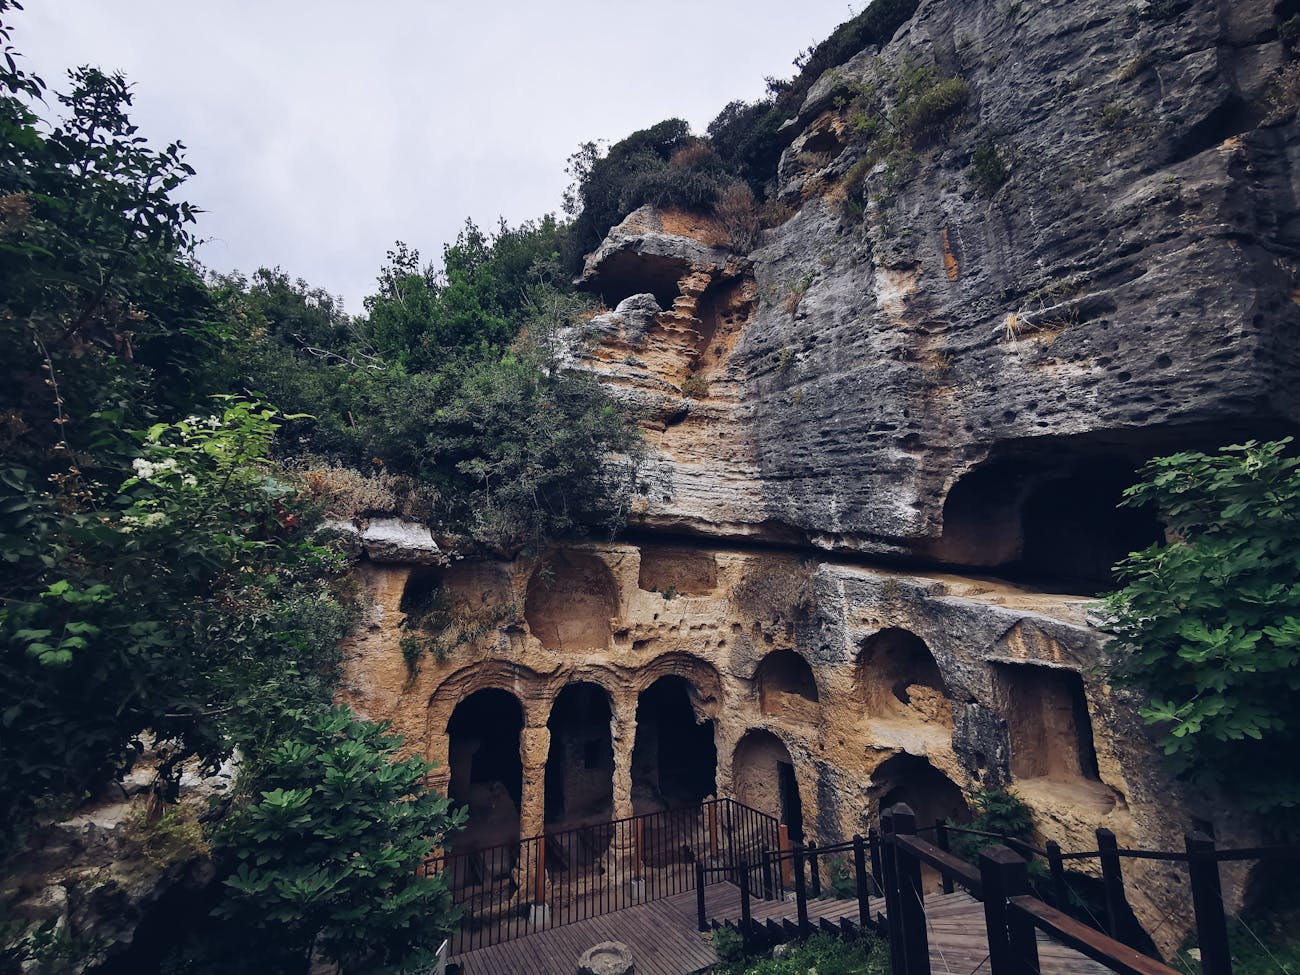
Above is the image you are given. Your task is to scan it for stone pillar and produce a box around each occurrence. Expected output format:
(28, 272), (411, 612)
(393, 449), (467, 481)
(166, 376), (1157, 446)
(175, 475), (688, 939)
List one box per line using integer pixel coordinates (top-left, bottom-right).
(610, 694), (638, 822)
(519, 724), (551, 840)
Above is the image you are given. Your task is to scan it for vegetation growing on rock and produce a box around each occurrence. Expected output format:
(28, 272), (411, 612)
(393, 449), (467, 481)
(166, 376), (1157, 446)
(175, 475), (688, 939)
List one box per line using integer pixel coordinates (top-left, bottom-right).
(1105, 440), (1300, 825)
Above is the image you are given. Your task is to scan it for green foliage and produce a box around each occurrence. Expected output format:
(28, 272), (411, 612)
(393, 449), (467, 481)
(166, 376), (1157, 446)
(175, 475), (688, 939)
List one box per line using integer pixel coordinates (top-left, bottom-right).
(837, 58), (969, 203)
(707, 0), (921, 197)
(1, 400), (355, 846)
(1104, 439), (1300, 822)
(826, 855), (857, 899)
(561, 121), (737, 272)
(1098, 101), (1130, 131)
(971, 144), (1009, 196)
(682, 373), (710, 399)
(946, 789), (1034, 861)
(711, 926), (747, 965)
(714, 931), (889, 975)
(196, 707), (466, 974)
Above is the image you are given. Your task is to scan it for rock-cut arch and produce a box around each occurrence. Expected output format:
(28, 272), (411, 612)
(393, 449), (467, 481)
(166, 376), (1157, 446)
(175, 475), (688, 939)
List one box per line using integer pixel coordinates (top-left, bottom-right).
(446, 688), (525, 850)
(525, 550), (618, 651)
(856, 627), (949, 725)
(544, 682), (615, 828)
(732, 729), (805, 841)
(631, 675), (717, 814)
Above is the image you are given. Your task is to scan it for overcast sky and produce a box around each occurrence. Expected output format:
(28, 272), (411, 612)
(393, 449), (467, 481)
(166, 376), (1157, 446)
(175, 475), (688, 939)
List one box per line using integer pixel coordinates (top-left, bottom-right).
(17, 1), (857, 313)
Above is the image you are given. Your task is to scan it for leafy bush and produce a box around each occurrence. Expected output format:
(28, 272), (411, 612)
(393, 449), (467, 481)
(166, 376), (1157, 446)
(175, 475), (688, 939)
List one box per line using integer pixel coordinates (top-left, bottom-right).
(971, 143), (1010, 196)
(196, 708), (465, 974)
(715, 931), (889, 975)
(707, 0), (921, 196)
(682, 374), (710, 399)
(1104, 439), (1300, 823)
(711, 926), (747, 965)
(946, 788), (1034, 861)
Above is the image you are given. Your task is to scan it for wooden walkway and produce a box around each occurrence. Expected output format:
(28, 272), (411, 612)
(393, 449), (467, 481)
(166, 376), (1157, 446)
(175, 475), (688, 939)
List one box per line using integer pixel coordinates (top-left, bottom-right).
(452, 885), (721, 975)
(453, 882), (1114, 975)
(708, 887), (1112, 975)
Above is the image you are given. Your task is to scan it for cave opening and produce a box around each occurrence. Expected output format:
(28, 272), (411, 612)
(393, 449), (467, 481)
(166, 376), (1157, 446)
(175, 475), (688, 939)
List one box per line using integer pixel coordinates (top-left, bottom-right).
(872, 753), (969, 833)
(524, 550), (618, 651)
(637, 544), (718, 596)
(993, 662), (1100, 783)
(446, 688), (524, 850)
(544, 682), (614, 829)
(855, 627), (947, 722)
(630, 675), (717, 814)
(937, 452), (1162, 595)
(755, 649), (820, 722)
(732, 729), (805, 841)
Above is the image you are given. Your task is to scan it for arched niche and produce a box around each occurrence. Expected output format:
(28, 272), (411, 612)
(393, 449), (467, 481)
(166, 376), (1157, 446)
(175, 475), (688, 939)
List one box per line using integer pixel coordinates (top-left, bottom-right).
(544, 682), (614, 829)
(524, 550), (618, 651)
(855, 628), (949, 725)
(754, 650), (820, 722)
(731, 729), (804, 841)
(871, 753), (968, 832)
(630, 675), (717, 814)
(992, 662), (1100, 783)
(446, 688), (525, 850)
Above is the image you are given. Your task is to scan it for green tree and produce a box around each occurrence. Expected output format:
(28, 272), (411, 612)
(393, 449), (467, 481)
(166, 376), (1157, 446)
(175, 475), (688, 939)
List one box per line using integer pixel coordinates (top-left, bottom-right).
(1105, 439), (1300, 822)
(206, 707), (465, 975)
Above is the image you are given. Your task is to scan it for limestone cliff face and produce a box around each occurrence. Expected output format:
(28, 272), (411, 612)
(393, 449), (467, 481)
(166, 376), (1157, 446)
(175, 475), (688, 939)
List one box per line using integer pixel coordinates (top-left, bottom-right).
(339, 0), (1295, 956)
(577, 0), (1300, 566)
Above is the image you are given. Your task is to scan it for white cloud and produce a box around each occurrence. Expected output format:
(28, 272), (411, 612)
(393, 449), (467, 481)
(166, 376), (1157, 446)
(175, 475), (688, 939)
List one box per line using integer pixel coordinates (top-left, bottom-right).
(16, 0), (858, 311)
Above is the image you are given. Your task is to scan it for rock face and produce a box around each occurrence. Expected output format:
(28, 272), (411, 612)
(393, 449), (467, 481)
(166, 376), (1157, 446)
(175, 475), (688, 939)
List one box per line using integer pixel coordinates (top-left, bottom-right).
(338, 0), (1295, 959)
(574, 0), (1300, 571)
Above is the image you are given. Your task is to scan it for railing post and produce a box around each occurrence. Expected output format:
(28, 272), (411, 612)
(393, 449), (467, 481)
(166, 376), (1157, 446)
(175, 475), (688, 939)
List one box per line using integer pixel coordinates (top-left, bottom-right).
(869, 826), (883, 896)
(709, 801), (719, 859)
(760, 844), (775, 900)
(794, 844), (811, 936)
(696, 861), (708, 932)
(881, 809), (907, 975)
(808, 840), (822, 897)
(1186, 831), (1232, 975)
(739, 858), (753, 943)
(934, 819), (955, 894)
(891, 804), (932, 975)
(1046, 840), (1068, 910)
(779, 823), (794, 890)
(980, 845), (1037, 975)
(729, 801), (740, 886)
(853, 833), (872, 928)
(1096, 828), (1130, 944)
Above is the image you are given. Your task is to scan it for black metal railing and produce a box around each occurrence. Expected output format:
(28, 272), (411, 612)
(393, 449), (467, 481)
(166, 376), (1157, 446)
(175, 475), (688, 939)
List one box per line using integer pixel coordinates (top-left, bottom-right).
(697, 832), (883, 940)
(423, 797), (782, 954)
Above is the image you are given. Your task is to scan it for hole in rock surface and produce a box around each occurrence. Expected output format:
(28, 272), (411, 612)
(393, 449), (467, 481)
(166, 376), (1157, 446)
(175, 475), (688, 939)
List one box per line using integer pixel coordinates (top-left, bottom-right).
(637, 545), (718, 595)
(993, 662), (1100, 782)
(399, 565), (442, 616)
(525, 550), (618, 650)
(937, 451), (1162, 595)
(447, 688), (524, 849)
(872, 753), (969, 832)
(631, 676), (717, 814)
(755, 649), (820, 722)
(585, 251), (688, 309)
(544, 682), (614, 829)
(855, 627), (947, 722)
(732, 729), (804, 841)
